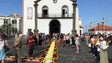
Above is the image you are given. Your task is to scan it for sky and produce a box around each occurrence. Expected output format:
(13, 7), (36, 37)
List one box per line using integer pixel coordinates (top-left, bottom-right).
(0, 0), (22, 16)
(77, 0), (112, 32)
(0, 0), (112, 32)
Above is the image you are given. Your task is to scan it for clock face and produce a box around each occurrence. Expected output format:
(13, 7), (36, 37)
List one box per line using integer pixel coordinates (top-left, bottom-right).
(53, 0), (57, 3)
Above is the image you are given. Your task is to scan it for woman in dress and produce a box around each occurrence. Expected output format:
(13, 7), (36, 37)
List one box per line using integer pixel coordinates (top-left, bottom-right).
(0, 34), (8, 63)
(74, 34), (80, 54)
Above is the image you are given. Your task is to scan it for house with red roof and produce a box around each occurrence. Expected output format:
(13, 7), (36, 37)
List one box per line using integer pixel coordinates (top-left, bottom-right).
(88, 25), (112, 34)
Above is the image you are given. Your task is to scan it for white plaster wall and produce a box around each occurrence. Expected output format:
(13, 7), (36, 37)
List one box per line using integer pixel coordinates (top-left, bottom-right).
(0, 17), (4, 26)
(23, 0), (83, 35)
(38, 0), (73, 14)
(59, 19), (72, 34)
(23, 0), (73, 17)
(23, 0), (73, 35)
(23, 0), (35, 35)
(38, 19), (72, 34)
(38, 19), (51, 34)
(95, 31), (112, 34)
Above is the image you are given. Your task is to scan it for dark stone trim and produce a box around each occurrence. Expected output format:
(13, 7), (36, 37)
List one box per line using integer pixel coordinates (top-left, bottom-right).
(38, 17), (73, 19)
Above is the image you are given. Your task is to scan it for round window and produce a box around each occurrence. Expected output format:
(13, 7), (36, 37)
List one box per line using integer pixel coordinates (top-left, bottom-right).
(53, 0), (57, 3)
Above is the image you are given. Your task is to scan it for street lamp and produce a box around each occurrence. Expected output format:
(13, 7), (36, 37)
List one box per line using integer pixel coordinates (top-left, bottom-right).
(70, 0), (77, 35)
(102, 22), (104, 34)
(34, 0), (41, 33)
(97, 23), (99, 34)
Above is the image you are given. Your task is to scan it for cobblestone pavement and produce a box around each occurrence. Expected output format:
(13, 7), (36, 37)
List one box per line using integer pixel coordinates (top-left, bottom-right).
(6, 36), (48, 63)
(6, 37), (112, 63)
(57, 42), (112, 63)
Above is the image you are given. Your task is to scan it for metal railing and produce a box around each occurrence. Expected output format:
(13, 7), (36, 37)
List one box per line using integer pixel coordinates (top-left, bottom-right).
(38, 13), (73, 18)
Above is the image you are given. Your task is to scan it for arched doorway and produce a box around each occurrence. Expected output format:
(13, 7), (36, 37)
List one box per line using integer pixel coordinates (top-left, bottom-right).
(49, 20), (60, 35)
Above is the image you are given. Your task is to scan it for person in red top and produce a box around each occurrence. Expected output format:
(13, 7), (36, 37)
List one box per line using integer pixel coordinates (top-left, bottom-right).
(27, 32), (35, 56)
(59, 33), (64, 48)
(65, 34), (70, 47)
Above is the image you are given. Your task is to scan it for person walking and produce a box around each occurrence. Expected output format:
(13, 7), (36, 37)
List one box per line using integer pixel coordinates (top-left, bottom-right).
(95, 37), (100, 62)
(65, 34), (70, 47)
(74, 34), (80, 54)
(90, 35), (95, 55)
(32, 30), (38, 51)
(96, 35), (109, 63)
(0, 34), (8, 63)
(27, 32), (35, 56)
(59, 34), (64, 48)
(38, 34), (43, 51)
(13, 34), (23, 63)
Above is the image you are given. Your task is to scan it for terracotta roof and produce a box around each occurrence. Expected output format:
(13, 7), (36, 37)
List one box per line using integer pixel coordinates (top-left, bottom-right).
(9, 13), (20, 17)
(89, 25), (112, 31)
(79, 25), (83, 28)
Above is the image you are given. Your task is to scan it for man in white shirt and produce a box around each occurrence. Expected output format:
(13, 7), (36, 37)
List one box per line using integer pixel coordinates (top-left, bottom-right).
(96, 35), (109, 63)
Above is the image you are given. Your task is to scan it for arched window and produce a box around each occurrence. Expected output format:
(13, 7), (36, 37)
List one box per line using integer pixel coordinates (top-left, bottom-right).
(62, 5), (69, 17)
(42, 5), (48, 17)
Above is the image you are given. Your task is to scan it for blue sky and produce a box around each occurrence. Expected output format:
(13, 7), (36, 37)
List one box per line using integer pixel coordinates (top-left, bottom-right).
(0, 0), (112, 32)
(77, 0), (112, 32)
(78, 0), (112, 26)
(0, 0), (22, 16)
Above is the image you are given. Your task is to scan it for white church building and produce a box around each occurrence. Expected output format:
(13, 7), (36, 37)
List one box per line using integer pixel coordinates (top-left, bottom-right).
(23, 0), (83, 35)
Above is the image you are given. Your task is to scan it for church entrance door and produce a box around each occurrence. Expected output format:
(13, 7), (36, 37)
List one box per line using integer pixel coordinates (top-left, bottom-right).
(49, 20), (60, 35)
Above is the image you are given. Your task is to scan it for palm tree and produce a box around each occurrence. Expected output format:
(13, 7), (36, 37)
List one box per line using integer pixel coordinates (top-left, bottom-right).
(0, 23), (17, 36)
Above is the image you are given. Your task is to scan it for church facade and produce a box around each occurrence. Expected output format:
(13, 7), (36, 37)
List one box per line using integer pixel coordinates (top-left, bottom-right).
(23, 0), (83, 35)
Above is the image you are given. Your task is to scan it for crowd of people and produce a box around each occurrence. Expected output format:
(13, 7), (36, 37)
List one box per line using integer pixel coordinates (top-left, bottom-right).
(0, 30), (112, 63)
(84, 33), (112, 63)
(53, 33), (112, 63)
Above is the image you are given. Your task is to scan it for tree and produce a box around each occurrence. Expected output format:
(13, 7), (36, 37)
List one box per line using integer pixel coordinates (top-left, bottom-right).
(0, 23), (17, 36)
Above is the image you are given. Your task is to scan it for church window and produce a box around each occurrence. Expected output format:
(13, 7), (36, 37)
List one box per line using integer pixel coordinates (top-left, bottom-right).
(27, 7), (33, 19)
(42, 5), (48, 17)
(62, 5), (69, 17)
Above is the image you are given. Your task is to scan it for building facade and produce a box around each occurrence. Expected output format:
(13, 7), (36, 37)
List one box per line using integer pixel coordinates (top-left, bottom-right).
(89, 25), (112, 34)
(23, 0), (83, 35)
(0, 14), (22, 34)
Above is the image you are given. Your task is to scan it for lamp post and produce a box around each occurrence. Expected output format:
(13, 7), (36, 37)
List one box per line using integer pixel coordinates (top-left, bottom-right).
(34, 0), (41, 32)
(71, 0), (77, 34)
(89, 22), (93, 34)
(102, 22), (104, 34)
(97, 23), (99, 34)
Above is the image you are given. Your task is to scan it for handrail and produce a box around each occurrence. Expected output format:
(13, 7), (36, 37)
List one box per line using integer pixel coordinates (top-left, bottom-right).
(38, 13), (73, 17)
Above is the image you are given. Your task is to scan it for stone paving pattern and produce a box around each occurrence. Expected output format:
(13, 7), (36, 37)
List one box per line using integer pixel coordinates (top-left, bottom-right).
(6, 37), (112, 63)
(57, 42), (112, 63)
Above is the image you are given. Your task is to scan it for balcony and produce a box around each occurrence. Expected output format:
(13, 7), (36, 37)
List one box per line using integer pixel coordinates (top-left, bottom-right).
(38, 13), (73, 19)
